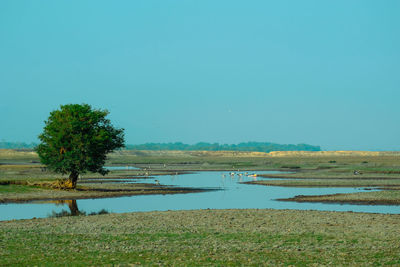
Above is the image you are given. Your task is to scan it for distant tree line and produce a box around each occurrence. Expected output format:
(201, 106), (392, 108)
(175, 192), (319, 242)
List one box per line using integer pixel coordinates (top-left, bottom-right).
(0, 141), (37, 149)
(125, 142), (321, 153)
(1, 141), (321, 153)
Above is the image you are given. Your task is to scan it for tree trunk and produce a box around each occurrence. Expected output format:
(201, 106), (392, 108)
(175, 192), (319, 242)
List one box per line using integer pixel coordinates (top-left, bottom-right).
(68, 171), (79, 189)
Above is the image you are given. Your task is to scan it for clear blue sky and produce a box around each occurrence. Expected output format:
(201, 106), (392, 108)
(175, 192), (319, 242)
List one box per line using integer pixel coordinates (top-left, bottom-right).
(1, 1), (399, 150)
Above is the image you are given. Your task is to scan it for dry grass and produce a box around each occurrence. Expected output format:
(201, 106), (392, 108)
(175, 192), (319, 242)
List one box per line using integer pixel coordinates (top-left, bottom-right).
(267, 150), (398, 157)
(0, 149), (39, 163)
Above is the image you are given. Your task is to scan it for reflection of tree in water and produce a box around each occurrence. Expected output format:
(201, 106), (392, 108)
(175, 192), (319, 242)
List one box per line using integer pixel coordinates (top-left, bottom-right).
(49, 200), (86, 217)
(49, 200), (108, 218)
(66, 199), (82, 216)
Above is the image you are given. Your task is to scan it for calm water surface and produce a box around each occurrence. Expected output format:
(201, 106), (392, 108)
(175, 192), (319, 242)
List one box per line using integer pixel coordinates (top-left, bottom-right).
(1, 171), (400, 221)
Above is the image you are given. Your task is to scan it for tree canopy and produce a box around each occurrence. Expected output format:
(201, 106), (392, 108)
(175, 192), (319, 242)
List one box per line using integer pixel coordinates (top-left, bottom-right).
(36, 104), (124, 188)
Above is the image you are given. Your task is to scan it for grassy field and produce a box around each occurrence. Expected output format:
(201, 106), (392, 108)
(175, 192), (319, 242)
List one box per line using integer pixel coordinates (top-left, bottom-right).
(1, 209), (400, 266)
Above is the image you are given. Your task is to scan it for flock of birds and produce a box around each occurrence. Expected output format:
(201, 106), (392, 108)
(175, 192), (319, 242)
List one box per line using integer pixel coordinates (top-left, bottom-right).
(153, 171), (259, 186)
(221, 172), (258, 178)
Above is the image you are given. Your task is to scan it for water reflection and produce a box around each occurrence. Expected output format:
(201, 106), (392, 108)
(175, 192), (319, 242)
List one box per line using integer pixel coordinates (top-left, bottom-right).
(48, 200), (109, 218)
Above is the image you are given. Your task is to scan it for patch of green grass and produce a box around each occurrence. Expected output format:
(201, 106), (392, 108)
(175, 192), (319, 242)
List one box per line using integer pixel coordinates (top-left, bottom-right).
(0, 184), (38, 194)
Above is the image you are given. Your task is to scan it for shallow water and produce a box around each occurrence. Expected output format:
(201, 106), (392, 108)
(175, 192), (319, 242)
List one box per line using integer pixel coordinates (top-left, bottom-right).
(1, 171), (400, 221)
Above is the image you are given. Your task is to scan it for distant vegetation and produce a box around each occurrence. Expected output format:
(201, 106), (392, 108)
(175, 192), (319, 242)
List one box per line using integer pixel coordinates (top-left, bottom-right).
(1, 141), (321, 153)
(0, 141), (37, 149)
(125, 142), (321, 153)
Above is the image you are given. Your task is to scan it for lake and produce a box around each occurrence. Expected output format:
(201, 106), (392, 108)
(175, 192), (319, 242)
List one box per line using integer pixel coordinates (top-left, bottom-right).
(1, 171), (400, 221)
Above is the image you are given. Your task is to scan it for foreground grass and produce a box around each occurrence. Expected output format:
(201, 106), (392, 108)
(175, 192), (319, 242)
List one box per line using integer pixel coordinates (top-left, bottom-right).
(1, 209), (400, 266)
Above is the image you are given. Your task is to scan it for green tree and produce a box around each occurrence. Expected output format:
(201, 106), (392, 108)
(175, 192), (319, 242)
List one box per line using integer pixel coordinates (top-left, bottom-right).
(36, 104), (124, 188)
